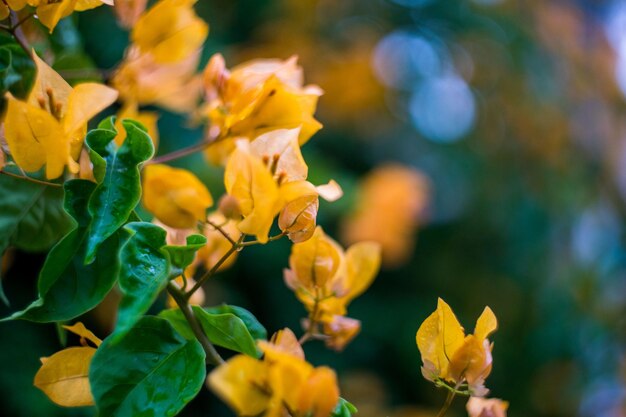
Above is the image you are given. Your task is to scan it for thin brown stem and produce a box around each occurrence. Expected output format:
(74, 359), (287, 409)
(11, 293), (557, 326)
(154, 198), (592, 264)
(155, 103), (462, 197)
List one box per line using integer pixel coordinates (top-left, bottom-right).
(147, 138), (216, 165)
(13, 12), (34, 29)
(0, 170), (63, 187)
(7, 10), (30, 55)
(185, 234), (244, 298)
(435, 390), (456, 417)
(167, 282), (224, 366)
(240, 232), (286, 247)
(204, 219), (236, 246)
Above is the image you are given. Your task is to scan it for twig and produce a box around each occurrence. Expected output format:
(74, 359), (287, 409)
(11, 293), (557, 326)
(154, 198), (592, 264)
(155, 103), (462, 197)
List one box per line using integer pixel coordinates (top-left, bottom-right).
(240, 232), (286, 247)
(0, 170), (63, 187)
(204, 219), (236, 245)
(147, 137), (217, 165)
(435, 390), (456, 417)
(185, 234), (244, 298)
(167, 282), (224, 366)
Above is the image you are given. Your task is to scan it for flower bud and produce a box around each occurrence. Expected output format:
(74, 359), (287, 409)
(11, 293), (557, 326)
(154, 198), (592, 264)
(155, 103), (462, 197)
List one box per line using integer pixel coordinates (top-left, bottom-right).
(218, 195), (242, 220)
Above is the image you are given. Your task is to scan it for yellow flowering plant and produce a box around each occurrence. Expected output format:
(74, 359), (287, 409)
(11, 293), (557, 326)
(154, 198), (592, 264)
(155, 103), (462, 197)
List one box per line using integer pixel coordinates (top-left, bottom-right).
(0, 1), (509, 417)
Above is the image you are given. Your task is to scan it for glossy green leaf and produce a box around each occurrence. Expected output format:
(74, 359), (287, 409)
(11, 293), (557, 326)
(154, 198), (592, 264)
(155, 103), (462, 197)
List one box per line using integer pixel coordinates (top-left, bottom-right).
(0, 172), (71, 255)
(84, 118), (154, 263)
(331, 398), (358, 417)
(114, 222), (170, 339)
(0, 170), (70, 305)
(162, 234), (207, 271)
(160, 306), (260, 357)
(205, 304), (267, 341)
(0, 35), (36, 100)
(4, 180), (121, 322)
(90, 316), (206, 417)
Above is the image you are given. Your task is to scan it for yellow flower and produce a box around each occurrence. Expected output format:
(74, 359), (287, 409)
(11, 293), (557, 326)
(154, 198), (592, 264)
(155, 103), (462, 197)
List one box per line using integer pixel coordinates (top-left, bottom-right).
(223, 130), (342, 243)
(113, 0), (148, 29)
(131, 0), (208, 64)
(202, 54), (323, 165)
(3, 52), (118, 179)
(112, 48), (202, 113)
(341, 164), (430, 268)
(466, 397), (509, 417)
(197, 212), (241, 272)
(284, 227), (381, 350)
(416, 298), (498, 395)
(26, 0), (112, 32)
(34, 322), (102, 407)
(114, 103), (159, 148)
(208, 328), (340, 417)
(142, 164), (213, 229)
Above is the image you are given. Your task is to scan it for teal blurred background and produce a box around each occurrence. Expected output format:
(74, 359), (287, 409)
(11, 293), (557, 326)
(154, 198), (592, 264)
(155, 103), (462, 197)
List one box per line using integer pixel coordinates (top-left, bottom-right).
(2, 0), (626, 416)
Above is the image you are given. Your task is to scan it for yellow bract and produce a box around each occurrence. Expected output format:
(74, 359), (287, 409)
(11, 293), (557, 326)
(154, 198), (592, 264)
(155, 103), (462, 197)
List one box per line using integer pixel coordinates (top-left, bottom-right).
(284, 227), (381, 350)
(3, 52), (117, 179)
(132, 0), (208, 64)
(115, 104), (159, 148)
(142, 164), (213, 229)
(416, 298), (497, 395)
(224, 140), (282, 243)
(198, 212), (241, 272)
(341, 164), (429, 268)
(223, 130), (342, 243)
(208, 328), (339, 417)
(23, 0), (112, 32)
(202, 54), (323, 165)
(34, 322), (101, 407)
(466, 397), (509, 417)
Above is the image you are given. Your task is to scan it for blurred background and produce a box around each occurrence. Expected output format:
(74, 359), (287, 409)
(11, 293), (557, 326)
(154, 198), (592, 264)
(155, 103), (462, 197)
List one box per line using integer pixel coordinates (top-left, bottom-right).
(2, 0), (626, 416)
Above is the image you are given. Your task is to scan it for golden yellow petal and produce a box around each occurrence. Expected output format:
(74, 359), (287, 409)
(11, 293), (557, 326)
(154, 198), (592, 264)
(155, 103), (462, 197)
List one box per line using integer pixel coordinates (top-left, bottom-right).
(4, 94), (67, 179)
(298, 367), (340, 417)
(36, 0), (79, 32)
(474, 306), (498, 341)
(224, 141), (281, 243)
(287, 226), (343, 292)
(207, 355), (269, 416)
(27, 52), (72, 110)
(63, 322), (102, 347)
(249, 127), (308, 182)
(142, 164), (213, 229)
(132, 0), (208, 64)
(33, 346), (96, 407)
(340, 241), (381, 303)
(415, 298), (465, 382)
(63, 83), (118, 136)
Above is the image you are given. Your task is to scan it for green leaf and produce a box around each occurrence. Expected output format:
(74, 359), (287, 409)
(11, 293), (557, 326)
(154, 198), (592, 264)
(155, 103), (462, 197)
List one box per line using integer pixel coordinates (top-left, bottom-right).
(4, 180), (121, 322)
(90, 316), (205, 417)
(205, 304), (267, 341)
(160, 306), (260, 358)
(0, 172), (71, 256)
(331, 398), (358, 417)
(113, 222), (170, 339)
(84, 118), (154, 263)
(162, 234), (207, 271)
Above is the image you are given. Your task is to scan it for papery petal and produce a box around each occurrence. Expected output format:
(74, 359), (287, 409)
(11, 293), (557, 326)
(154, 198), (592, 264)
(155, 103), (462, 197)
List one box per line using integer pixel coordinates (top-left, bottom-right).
(4, 94), (67, 179)
(224, 140), (281, 243)
(132, 0), (208, 64)
(63, 322), (102, 346)
(208, 355), (269, 416)
(415, 298), (465, 382)
(287, 227), (343, 292)
(34, 347), (96, 407)
(142, 164), (213, 229)
(474, 306), (498, 341)
(249, 127), (307, 182)
(63, 83), (118, 135)
(298, 367), (340, 417)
